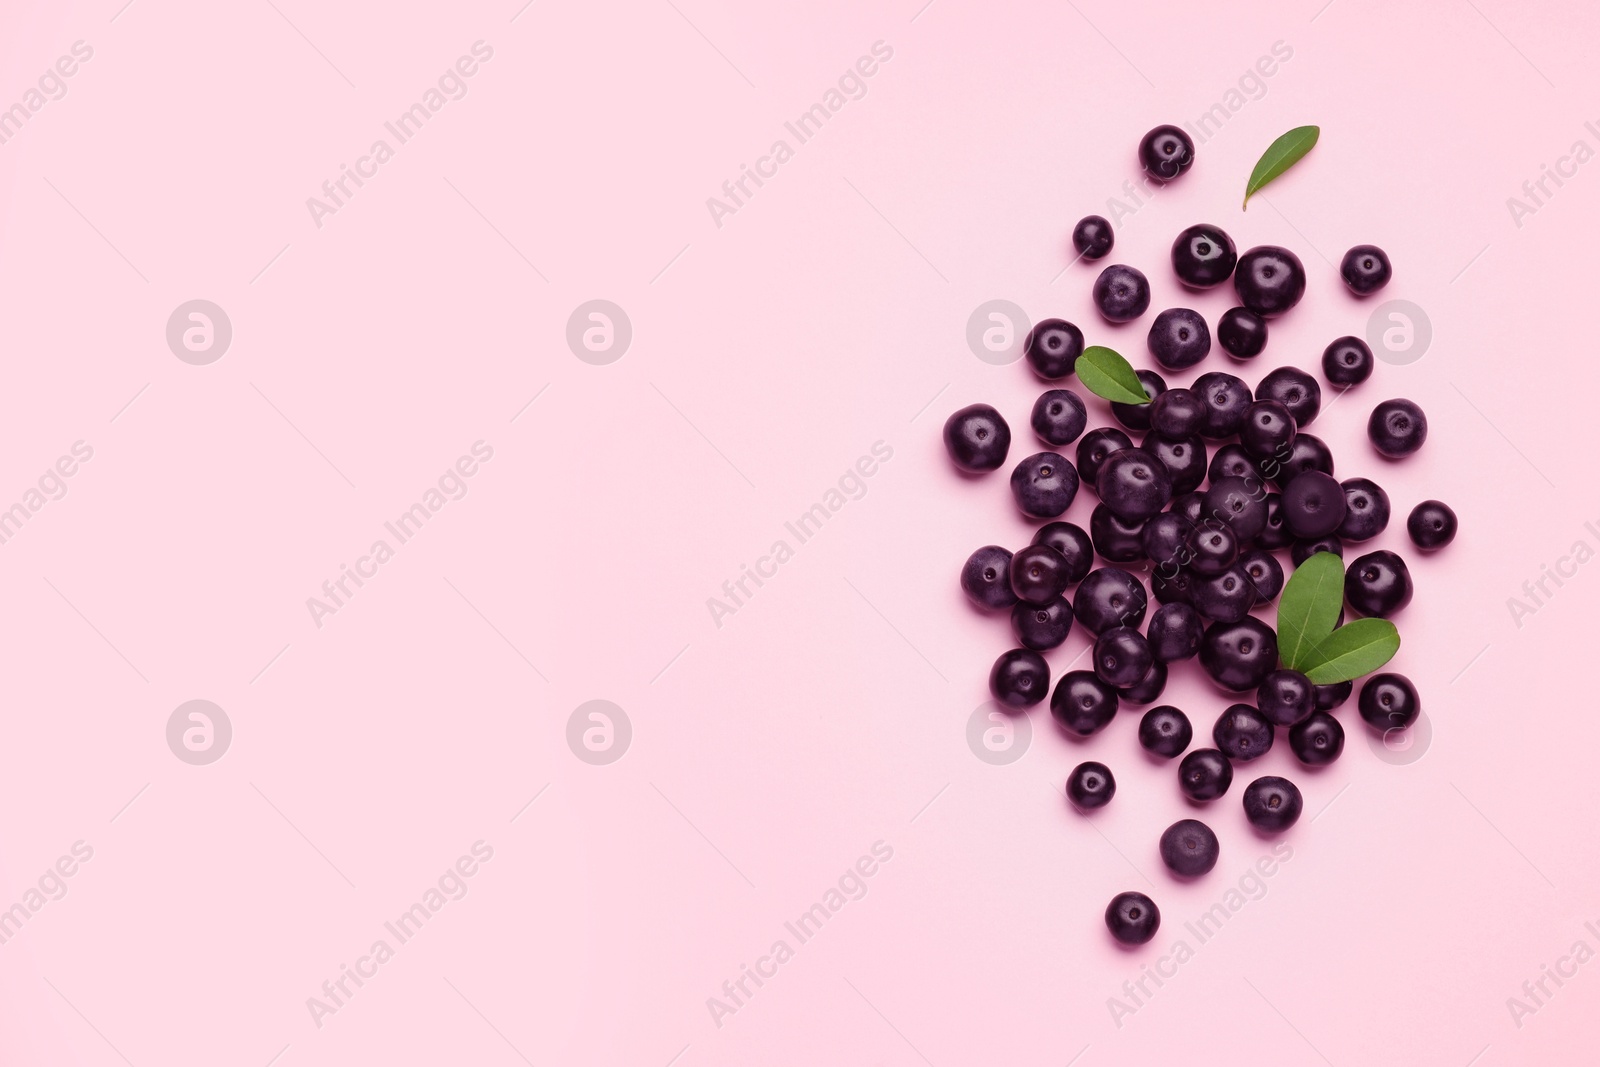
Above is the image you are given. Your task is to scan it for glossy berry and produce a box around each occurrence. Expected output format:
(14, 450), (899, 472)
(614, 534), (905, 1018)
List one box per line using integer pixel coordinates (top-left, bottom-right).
(1281, 471), (1347, 539)
(1240, 400), (1297, 459)
(1076, 427), (1133, 485)
(1093, 264), (1152, 323)
(1178, 748), (1233, 801)
(1242, 776), (1303, 833)
(943, 404), (1011, 473)
(1291, 536), (1343, 566)
(1368, 399), (1428, 458)
(1139, 124), (1195, 181)
(1171, 223), (1237, 288)
(1256, 367), (1322, 427)
(1010, 452), (1080, 518)
(1067, 761), (1116, 809)
(1111, 370), (1168, 432)
(1147, 602), (1203, 663)
(1031, 389), (1088, 446)
(1169, 491), (1206, 526)
(1204, 475), (1270, 542)
(1033, 522), (1094, 583)
(1004, 546), (1065, 606)
(1234, 245), (1307, 317)
(1147, 308), (1212, 370)
(1012, 597), (1073, 651)
(1407, 500), (1458, 550)
(1200, 617), (1278, 691)
(1214, 704), (1274, 761)
(1160, 819), (1220, 877)
(1097, 448), (1173, 522)
(1289, 711), (1344, 766)
(1051, 670), (1119, 736)
(1141, 434), (1207, 495)
(1095, 626), (1154, 688)
(1139, 705), (1193, 758)
(1187, 522), (1238, 578)
(1240, 549), (1285, 602)
(1340, 244), (1392, 295)
(1024, 318), (1085, 380)
(1193, 372), (1253, 439)
(1314, 680), (1352, 710)
(1257, 494), (1292, 549)
(990, 648), (1049, 708)
(1073, 216), (1114, 261)
(1217, 307), (1268, 359)
(960, 545), (1017, 610)
(1345, 550), (1413, 618)
(1359, 672), (1420, 732)
(1337, 477), (1391, 542)
(1142, 512), (1196, 569)
(1090, 504), (1147, 564)
(1192, 565), (1256, 624)
(1105, 891), (1160, 946)
(1120, 661), (1168, 705)
(1149, 388), (1206, 439)
(1257, 669), (1315, 727)
(1322, 336), (1374, 386)
(1074, 567), (1148, 633)
(1208, 443), (1257, 485)
(1263, 433), (1334, 487)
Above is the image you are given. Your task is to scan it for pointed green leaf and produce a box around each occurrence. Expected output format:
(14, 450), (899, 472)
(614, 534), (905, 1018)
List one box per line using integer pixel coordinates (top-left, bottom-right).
(1275, 551), (1343, 671)
(1243, 125), (1320, 209)
(1075, 346), (1151, 405)
(1302, 618), (1401, 684)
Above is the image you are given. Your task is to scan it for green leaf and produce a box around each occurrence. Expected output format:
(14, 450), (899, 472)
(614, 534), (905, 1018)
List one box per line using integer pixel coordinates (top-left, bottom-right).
(1243, 125), (1320, 209)
(1302, 618), (1401, 684)
(1275, 552), (1344, 671)
(1075, 346), (1151, 405)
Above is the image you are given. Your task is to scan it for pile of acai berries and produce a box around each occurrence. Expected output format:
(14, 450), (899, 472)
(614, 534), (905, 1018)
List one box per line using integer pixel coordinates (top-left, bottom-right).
(944, 125), (1458, 947)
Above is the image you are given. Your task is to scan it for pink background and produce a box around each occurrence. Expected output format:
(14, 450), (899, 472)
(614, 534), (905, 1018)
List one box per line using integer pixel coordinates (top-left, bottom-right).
(1, 0), (1597, 1063)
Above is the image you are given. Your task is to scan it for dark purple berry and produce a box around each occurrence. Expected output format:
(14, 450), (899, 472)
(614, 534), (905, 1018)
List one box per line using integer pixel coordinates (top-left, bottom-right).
(1203, 475), (1270, 542)
(1074, 567), (1147, 633)
(1407, 500), (1457, 550)
(1051, 670), (1119, 735)
(1149, 388), (1206, 439)
(1139, 705), (1193, 758)
(1111, 370), (1167, 431)
(1171, 223), (1237, 288)
(1024, 319), (1085, 380)
(1261, 433), (1334, 487)
(1147, 602), (1203, 663)
(943, 403), (1010, 473)
(1106, 891), (1160, 945)
(1093, 264), (1151, 323)
(1010, 452), (1080, 518)
(1139, 124), (1195, 181)
(1214, 704), (1274, 761)
(1095, 626), (1154, 688)
(960, 545), (1017, 610)
(1072, 216), (1114, 261)
(1240, 399), (1298, 459)
(1090, 503), (1147, 564)
(1011, 597), (1073, 651)
(1322, 336), (1374, 386)
(1160, 819), (1220, 877)
(1192, 565), (1256, 624)
(1178, 748), (1233, 801)
(1257, 494), (1293, 549)
(1239, 549), (1284, 602)
(1345, 549), (1413, 618)
(1119, 661), (1168, 705)
(1217, 307), (1268, 359)
(1199, 617), (1278, 691)
(1031, 389), (1088, 446)
(1256, 366), (1322, 427)
(1257, 669), (1315, 727)
(1076, 427), (1132, 485)
(1009, 544), (1072, 604)
(1032, 522), (1094, 583)
(1281, 470), (1347, 539)
(1193, 371), (1252, 439)
(1142, 512), (1196, 569)
(1147, 308), (1212, 370)
(1314, 680), (1352, 710)
(1067, 761), (1116, 809)
(1187, 522), (1238, 578)
(1208, 443), (1258, 485)
(1340, 244), (1391, 295)
(1097, 448), (1173, 523)
(1358, 672), (1419, 732)
(1336, 477), (1390, 542)
(1289, 711), (1344, 766)
(990, 648), (1049, 708)
(1141, 433), (1208, 495)
(1291, 536), (1343, 566)
(1368, 399), (1428, 458)
(1234, 245), (1307, 317)
(1242, 776), (1302, 832)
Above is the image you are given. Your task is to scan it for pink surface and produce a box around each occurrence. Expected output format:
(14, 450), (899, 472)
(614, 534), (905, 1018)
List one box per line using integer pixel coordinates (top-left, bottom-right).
(1, 0), (1598, 1063)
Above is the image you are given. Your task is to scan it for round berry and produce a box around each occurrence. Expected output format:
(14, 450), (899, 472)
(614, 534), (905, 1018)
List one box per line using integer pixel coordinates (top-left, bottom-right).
(1067, 761), (1116, 809)
(1031, 389), (1088, 446)
(1240, 400), (1298, 459)
(1242, 776), (1303, 833)
(1105, 891), (1160, 945)
(1257, 668), (1315, 727)
(1171, 223), (1237, 288)
(1093, 264), (1152, 323)
(990, 648), (1049, 708)
(1215, 704), (1273, 761)
(1032, 522), (1094, 583)
(1011, 597), (1073, 651)
(1193, 371), (1253, 439)
(1147, 602), (1203, 663)
(1257, 494), (1293, 549)
(1289, 711), (1344, 766)
(1208, 443), (1257, 484)
(1204, 475), (1270, 542)
(1090, 503), (1147, 564)
(1340, 244), (1392, 295)
(1256, 367), (1322, 427)
(1199, 617), (1278, 691)
(1336, 477), (1391, 542)
(943, 404), (1010, 473)
(1009, 543), (1072, 604)
(1169, 491), (1206, 526)
(1095, 626), (1154, 688)
(1139, 705), (1193, 758)
(1147, 308), (1212, 370)
(1151, 567), (1196, 606)
(1345, 549), (1413, 618)
(1111, 370), (1168, 432)
(1192, 565), (1256, 624)
(1291, 536), (1344, 566)
(1139, 124), (1195, 181)
(1119, 661), (1169, 705)
(1234, 245), (1307, 317)
(1178, 748), (1233, 801)
(1368, 399), (1428, 458)
(1358, 672), (1420, 732)
(1076, 427), (1133, 485)
(1239, 549), (1285, 602)
(1143, 512), (1196, 569)
(1097, 448), (1173, 523)
(960, 545), (1017, 610)
(1141, 433), (1208, 495)
(1160, 819), (1220, 877)
(1407, 500), (1458, 550)
(1051, 670), (1119, 736)
(1264, 433), (1334, 487)
(1024, 318), (1085, 380)
(1314, 680), (1352, 710)
(1010, 452), (1080, 518)
(1187, 522), (1239, 578)
(1072, 215), (1114, 261)
(1074, 567), (1148, 633)
(1322, 336), (1374, 386)
(1217, 307), (1268, 359)
(1149, 387), (1207, 439)
(1281, 471), (1347, 539)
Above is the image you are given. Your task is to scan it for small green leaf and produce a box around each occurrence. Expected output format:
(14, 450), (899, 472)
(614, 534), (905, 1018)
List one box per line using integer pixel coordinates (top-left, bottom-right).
(1275, 552), (1343, 671)
(1075, 346), (1151, 405)
(1243, 125), (1320, 209)
(1302, 618), (1401, 684)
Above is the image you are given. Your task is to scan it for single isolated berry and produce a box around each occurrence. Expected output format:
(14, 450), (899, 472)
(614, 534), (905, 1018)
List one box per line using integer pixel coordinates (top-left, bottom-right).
(1160, 819), (1220, 877)
(1178, 748), (1233, 801)
(1243, 776), (1303, 833)
(1012, 597), (1073, 650)
(943, 403), (1011, 472)
(1408, 500), (1458, 550)
(1214, 704), (1275, 761)
(1147, 602), (1203, 663)
(1139, 124), (1195, 181)
(1358, 672), (1420, 732)
(1340, 244), (1392, 295)
(1368, 399), (1428, 458)
(1199, 617), (1279, 691)
(1289, 711), (1345, 766)
(1010, 452), (1080, 518)
(1111, 370), (1168, 432)
(1345, 549), (1414, 618)
(1119, 662), (1168, 705)
(1067, 761), (1116, 809)
(1093, 264), (1152, 323)
(1024, 318), (1085, 380)
(1106, 891), (1161, 945)
(1076, 427), (1133, 485)
(1009, 543), (1073, 604)
(1031, 389), (1089, 446)
(1171, 223), (1237, 288)
(1322, 336), (1374, 386)
(1095, 626), (1154, 688)
(1234, 245), (1307, 317)
(1148, 308), (1212, 370)
(990, 648), (1049, 708)
(1139, 705), (1193, 758)
(1255, 367), (1322, 427)
(1074, 567), (1148, 633)
(1337, 477), (1391, 542)
(1281, 471), (1348, 539)
(1051, 670), (1119, 735)
(1149, 387), (1207, 439)
(1257, 669), (1315, 727)
(1073, 215), (1114, 261)
(960, 545), (1017, 611)
(1217, 307), (1268, 359)
(1193, 371), (1253, 439)
(1033, 522), (1094, 583)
